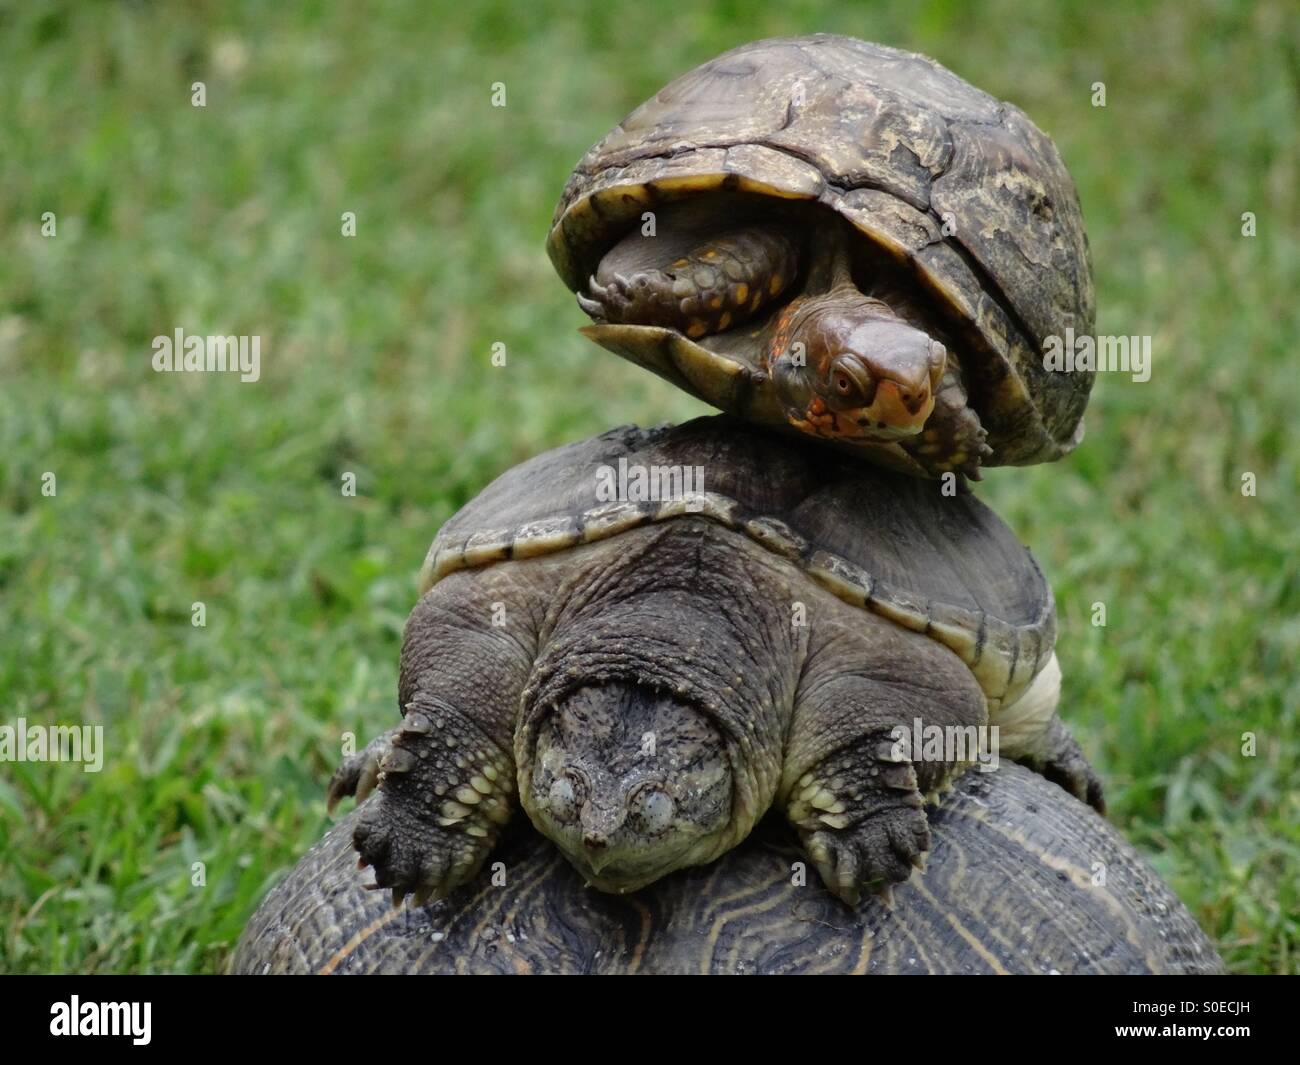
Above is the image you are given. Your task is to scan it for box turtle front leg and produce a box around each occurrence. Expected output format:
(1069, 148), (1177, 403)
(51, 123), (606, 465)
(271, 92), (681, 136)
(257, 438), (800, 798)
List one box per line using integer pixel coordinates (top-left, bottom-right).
(898, 357), (993, 480)
(577, 212), (801, 339)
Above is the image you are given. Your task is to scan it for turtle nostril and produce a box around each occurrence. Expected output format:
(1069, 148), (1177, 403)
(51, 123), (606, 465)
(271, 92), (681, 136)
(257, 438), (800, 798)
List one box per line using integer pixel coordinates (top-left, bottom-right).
(901, 388), (929, 415)
(583, 832), (607, 851)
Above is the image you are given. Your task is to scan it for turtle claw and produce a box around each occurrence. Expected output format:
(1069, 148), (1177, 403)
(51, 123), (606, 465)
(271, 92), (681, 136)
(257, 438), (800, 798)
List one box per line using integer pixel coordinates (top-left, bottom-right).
(801, 797), (931, 907)
(580, 272), (642, 322)
(1044, 754), (1106, 815)
(1018, 716), (1107, 815)
(327, 729), (393, 814)
(576, 291), (606, 319)
(353, 790), (499, 906)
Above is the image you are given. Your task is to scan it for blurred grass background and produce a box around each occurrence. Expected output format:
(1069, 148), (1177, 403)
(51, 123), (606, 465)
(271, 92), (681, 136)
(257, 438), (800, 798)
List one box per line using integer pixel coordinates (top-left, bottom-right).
(0, 0), (1295, 974)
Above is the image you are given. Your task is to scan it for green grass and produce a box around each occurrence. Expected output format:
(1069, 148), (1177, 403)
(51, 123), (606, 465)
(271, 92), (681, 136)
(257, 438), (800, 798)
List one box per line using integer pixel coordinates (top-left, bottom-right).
(1, 0), (1295, 974)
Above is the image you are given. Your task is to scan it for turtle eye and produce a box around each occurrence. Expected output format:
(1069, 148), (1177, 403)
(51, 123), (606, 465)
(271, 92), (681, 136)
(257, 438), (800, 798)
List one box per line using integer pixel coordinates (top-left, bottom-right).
(629, 786), (675, 835)
(548, 772), (585, 823)
(829, 355), (876, 407)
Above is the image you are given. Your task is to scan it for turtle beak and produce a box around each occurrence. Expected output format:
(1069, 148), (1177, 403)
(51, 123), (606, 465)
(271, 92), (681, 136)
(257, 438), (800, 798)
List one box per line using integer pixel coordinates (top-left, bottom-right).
(848, 336), (946, 434)
(579, 802), (625, 872)
(582, 846), (612, 875)
(868, 377), (934, 431)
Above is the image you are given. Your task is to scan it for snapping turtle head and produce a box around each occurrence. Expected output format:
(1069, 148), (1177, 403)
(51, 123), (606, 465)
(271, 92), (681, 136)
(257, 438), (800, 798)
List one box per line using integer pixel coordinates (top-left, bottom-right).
(522, 682), (733, 893)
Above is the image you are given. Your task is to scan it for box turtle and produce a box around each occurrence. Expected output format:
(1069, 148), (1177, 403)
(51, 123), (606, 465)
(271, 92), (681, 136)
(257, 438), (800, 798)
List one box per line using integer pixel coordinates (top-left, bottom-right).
(549, 34), (1096, 479)
(234, 764), (1221, 975)
(321, 417), (1101, 909)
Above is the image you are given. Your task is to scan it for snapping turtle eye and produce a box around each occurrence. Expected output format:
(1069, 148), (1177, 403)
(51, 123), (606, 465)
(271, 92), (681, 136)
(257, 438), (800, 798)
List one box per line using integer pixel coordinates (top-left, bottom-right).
(629, 786), (674, 835)
(548, 772), (585, 823)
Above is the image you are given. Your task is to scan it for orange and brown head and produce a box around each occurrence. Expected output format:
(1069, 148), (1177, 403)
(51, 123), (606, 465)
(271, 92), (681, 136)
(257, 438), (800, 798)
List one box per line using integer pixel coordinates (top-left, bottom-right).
(767, 294), (946, 442)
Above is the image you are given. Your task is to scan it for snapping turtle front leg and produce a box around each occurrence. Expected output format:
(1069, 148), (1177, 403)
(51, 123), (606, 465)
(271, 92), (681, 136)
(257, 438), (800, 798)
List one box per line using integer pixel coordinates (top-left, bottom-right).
(786, 733), (932, 903)
(578, 211), (800, 339)
(783, 610), (988, 905)
(345, 571), (538, 907)
(352, 699), (517, 907)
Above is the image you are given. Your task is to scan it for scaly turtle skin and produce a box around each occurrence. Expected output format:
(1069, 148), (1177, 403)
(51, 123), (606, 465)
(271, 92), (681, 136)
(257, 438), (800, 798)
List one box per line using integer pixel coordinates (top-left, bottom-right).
(233, 765), (1223, 975)
(549, 34), (1095, 480)
(324, 417), (1101, 908)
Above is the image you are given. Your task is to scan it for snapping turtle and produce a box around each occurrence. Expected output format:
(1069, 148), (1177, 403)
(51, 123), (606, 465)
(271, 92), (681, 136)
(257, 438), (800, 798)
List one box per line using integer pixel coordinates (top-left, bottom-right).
(235, 764), (1221, 975)
(328, 417), (1101, 907)
(549, 34), (1095, 479)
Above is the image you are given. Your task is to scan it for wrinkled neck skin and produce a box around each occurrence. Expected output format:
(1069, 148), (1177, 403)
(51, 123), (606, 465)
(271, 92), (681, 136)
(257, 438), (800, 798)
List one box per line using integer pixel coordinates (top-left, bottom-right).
(801, 215), (859, 297)
(515, 522), (803, 892)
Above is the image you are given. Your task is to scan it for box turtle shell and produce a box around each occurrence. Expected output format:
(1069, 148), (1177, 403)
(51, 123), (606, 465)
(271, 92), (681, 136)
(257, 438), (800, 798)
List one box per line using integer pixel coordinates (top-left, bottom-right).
(549, 34), (1095, 479)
